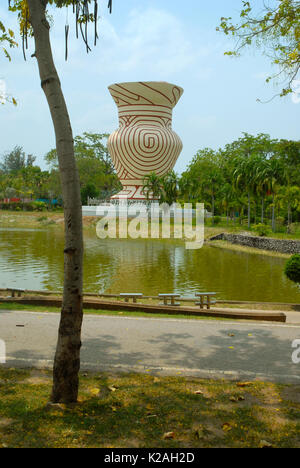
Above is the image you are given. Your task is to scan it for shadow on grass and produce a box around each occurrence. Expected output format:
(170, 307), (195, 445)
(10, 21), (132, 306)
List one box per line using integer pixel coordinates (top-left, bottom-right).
(0, 366), (299, 448)
(1, 321), (300, 447)
(0, 368), (286, 448)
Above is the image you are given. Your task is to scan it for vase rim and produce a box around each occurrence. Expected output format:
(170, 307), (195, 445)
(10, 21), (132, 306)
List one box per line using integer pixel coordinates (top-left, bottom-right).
(109, 80), (183, 88)
(108, 81), (184, 108)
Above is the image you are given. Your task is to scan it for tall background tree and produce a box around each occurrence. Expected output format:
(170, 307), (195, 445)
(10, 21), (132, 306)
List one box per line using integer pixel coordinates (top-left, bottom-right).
(176, 132), (300, 231)
(0, 145), (35, 173)
(217, 1), (300, 229)
(45, 132), (121, 201)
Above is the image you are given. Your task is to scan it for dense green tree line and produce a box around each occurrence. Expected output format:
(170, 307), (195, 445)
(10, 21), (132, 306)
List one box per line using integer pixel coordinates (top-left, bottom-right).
(0, 132), (121, 206)
(0, 145), (55, 202)
(143, 133), (300, 233)
(2, 131), (300, 233)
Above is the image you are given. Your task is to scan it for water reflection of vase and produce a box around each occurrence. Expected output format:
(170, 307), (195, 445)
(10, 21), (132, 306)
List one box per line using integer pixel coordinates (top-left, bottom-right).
(107, 81), (184, 200)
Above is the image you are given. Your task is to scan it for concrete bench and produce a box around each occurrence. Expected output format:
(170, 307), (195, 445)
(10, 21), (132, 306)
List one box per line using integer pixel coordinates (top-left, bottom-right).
(7, 288), (24, 298)
(119, 293), (143, 303)
(158, 293), (181, 306)
(195, 292), (217, 310)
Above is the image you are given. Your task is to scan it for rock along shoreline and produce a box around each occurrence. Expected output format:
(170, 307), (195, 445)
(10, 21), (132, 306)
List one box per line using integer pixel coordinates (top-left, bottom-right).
(209, 232), (300, 255)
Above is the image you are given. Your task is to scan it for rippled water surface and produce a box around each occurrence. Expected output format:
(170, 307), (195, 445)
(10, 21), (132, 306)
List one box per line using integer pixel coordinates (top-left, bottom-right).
(0, 228), (299, 302)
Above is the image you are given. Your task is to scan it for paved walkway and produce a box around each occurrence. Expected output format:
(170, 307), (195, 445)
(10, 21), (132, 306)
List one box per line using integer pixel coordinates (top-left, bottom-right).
(284, 311), (300, 324)
(212, 307), (300, 325)
(1, 310), (300, 383)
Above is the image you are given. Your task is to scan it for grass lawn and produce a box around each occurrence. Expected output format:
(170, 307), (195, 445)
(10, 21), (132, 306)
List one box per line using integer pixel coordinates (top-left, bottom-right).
(0, 367), (299, 448)
(204, 221), (300, 241)
(2, 210), (300, 240)
(0, 302), (236, 321)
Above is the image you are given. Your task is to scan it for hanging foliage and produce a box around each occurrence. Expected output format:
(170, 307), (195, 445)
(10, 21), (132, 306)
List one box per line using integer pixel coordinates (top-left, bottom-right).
(217, 0), (300, 97)
(8, 0), (112, 60)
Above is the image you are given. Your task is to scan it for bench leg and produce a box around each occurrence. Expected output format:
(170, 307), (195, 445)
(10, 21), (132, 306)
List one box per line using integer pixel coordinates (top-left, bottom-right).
(133, 298), (137, 303)
(207, 296), (211, 310)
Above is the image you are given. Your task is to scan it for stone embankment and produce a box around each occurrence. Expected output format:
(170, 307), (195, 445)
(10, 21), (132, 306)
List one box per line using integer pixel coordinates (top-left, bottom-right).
(209, 233), (300, 255)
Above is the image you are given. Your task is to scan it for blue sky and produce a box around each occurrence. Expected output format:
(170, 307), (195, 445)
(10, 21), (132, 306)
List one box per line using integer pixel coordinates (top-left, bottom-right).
(0, 0), (299, 173)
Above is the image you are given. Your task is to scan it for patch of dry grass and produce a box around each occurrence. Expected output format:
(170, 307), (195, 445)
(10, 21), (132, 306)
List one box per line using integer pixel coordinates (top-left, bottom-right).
(0, 367), (299, 448)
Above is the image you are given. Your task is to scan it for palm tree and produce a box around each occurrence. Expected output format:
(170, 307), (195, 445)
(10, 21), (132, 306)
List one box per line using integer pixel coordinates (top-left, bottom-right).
(259, 158), (283, 232)
(178, 173), (193, 201)
(278, 186), (300, 232)
(255, 158), (270, 225)
(221, 182), (236, 223)
(233, 156), (257, 229)
(161, 171), (179, 206)
(142, 172), (163, 200)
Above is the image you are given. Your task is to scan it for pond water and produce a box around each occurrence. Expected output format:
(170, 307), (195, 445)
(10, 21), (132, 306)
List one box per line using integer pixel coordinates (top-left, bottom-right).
(0, 228), (299, 303)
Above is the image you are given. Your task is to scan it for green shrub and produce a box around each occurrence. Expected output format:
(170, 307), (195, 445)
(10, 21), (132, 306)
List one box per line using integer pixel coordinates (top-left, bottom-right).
(204, 217), (213, 226)
(176, 199), (185, 208)
(289, 223), (300, 235)
(0, 201), (48, 212)
(213, 216), (221, 225)
(32, 201), (47, 211)
(276, 216), (285, 226)
(81, 183), (99, 205)
(284, 254), (300, 284)
(0, 202), (23, 211)
(253, 223), (270, 237)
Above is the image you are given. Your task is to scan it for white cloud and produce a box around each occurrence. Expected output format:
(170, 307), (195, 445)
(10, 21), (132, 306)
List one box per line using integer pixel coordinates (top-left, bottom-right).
(58, 7), (204, 79)
(116, 8), (197, 75)
(1, 2), (298, 174)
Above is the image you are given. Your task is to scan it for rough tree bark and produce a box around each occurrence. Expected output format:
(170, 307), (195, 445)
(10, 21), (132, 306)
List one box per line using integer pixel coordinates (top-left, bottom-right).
(27, 0), (84, 403)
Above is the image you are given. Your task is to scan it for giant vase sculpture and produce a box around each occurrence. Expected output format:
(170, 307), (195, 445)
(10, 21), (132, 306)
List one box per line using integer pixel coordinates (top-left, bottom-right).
(107, 81), (184, 200)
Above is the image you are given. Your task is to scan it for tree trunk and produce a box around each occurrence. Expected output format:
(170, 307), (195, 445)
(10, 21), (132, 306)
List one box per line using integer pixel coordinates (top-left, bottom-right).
(28, 0), (84, 403)
(288, 202), (291, 226)
(287, 202), (291, 233)
(247, 192), (251, 229)
(271, 194), (276, 232)
(261, 197), (264, 224)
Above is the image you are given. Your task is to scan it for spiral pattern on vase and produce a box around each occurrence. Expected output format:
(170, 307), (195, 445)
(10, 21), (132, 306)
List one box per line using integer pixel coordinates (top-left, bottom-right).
(107, 82), (184, 199)
(108, 113), (182, 182)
